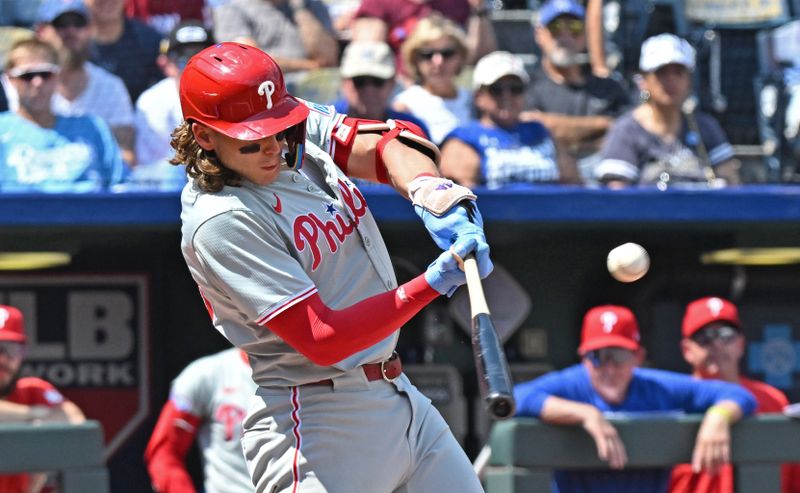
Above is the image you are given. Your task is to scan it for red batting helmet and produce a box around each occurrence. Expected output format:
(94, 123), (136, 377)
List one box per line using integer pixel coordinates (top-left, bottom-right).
(179, 42), (310, 166)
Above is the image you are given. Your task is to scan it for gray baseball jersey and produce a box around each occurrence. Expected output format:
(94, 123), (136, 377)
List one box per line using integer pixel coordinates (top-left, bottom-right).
(168, 348), (256, 493)
(180, 101), (398, 387)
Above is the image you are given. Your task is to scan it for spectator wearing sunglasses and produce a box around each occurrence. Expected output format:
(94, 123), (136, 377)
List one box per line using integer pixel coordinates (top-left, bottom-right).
(514, 304), (756, 493)
(392, 13), (472, 144)
(0, 38), (126, 192)
(521, 0), (631, 172)
(349, 0), (496, 83)
(33, 0), (138, 167)
(129, 20), (213, 189)
(0, 305), (85, 493)
(440, 51), (579, 188)
(669, 297), (800, 493)
(332, 40), (429, 138)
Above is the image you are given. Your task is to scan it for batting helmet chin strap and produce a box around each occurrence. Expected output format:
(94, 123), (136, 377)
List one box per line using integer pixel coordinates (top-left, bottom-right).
(282, 120), (307, 169)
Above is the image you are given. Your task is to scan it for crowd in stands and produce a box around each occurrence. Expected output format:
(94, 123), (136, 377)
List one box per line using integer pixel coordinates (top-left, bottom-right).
(1, 0), (800, 191)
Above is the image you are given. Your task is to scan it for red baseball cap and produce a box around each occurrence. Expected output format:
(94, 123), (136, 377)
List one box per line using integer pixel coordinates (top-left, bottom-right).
(578, 305), (640, 354)
(682, 297), (741, 338)
(0, 305), (26, 343)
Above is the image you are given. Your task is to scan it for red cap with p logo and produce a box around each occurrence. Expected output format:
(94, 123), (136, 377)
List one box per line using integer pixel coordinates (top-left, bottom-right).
(578, 305), (640, 354)
(0, 305), (26, 343)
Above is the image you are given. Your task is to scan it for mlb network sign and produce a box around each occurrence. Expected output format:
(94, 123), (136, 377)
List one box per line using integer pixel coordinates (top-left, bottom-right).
(0, 275), (148, 458)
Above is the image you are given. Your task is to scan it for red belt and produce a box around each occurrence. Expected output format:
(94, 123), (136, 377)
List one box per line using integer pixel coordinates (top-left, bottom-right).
(306, 352), (402, 386)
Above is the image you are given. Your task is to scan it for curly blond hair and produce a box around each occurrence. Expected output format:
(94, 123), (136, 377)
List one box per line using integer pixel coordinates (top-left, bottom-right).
(400, 13), (468, 83)
(170, 121), (242, 193)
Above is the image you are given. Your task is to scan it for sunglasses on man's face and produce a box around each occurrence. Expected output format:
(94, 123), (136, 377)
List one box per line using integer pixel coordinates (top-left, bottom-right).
(417, 47), (458, 61)
(352, 76), (389, 89)
(690, 325), (740, 347)
(8, 65), (60, 82)
(487, 81), (525, 97)
(52, 13), (89, 30)
(547, 18), (584, 36)
(585, 347), (635, 367)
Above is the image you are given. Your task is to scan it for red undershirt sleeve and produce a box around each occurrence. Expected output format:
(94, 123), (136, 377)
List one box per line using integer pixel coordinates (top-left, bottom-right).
(144, 401), (202, 493)
(264, 273), (439, 366)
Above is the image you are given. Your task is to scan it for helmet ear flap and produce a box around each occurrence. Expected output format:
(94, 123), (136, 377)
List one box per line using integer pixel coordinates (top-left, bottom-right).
(283, 120), (306, 169)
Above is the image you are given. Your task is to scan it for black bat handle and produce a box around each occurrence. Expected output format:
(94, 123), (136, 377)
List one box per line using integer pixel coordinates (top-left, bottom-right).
(464, 255), (516, 420)
(472, 313), (516, 419)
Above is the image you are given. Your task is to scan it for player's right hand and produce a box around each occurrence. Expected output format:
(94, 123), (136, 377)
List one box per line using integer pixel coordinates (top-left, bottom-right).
(582, 409), (627, 470)
(424, 237), (479, 297)
(415, 202), (493, 279)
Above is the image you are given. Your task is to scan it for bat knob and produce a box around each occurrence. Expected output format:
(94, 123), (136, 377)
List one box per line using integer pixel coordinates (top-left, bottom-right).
(487, 395), (515, 420)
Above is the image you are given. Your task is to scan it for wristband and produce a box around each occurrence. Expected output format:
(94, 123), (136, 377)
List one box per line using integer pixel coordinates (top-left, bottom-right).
(471, 6), (491, 16)
(708, 405), (734, 423)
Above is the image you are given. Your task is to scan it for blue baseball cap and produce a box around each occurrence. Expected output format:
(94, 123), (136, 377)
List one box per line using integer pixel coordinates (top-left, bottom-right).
(537, 0), (585, 26)
(37, 0), (89, 25)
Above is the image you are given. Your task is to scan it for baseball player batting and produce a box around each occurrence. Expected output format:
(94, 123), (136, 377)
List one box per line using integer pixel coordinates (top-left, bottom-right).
(171, 42), (493, 493)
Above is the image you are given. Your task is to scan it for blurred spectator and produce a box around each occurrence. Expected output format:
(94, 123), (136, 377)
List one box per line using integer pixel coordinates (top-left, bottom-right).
(132, 20), (213, 189)
(212, 0), (339, 74)
(514, 304), (757, 493)
(332, 40), (428, 135)
(0, 38), (126, 192)
(584, 0), (608, 78)
(144, 348), (255, 493)
(669, 297), (800, 493)
(594, 34), (740, 188)
(34, 0), (136, 166)
(85, 0), (164, 103)
(0, 0), (44, 28)
(350, 0), (495, 80)
(0, 305), (85, 493)
(125, 0), (210, 36)
(440, 51), (579, 188)
(392, 13), (472, 144)
(0, 27), (34, 112)
(522, 0), (630, 165)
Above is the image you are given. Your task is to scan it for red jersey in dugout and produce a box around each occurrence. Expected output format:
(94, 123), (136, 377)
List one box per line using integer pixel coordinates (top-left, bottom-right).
(0, 377), (65, 493)
(669, 377), (800, 493)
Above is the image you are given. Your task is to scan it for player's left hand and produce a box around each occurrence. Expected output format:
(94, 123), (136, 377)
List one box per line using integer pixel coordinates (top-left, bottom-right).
(425, 237), (482, 297)
(415, 201), (492, 278)
(692, 409), (732, 475)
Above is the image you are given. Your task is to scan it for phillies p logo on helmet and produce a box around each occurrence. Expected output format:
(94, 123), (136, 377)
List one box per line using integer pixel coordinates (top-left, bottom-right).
(258, 81), (276, 110)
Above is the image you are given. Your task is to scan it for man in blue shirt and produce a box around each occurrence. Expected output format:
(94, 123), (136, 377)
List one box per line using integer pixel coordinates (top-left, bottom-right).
(514, 305), (757, 493)
(0, 38), (126, 192)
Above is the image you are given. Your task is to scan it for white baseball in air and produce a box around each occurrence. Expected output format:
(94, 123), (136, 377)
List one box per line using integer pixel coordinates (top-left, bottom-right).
(607, 243), (650, 283)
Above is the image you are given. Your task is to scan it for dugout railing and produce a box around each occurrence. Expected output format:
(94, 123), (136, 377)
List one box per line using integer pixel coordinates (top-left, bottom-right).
(486, 414), (800, 492)
(0, 420), (109, 492)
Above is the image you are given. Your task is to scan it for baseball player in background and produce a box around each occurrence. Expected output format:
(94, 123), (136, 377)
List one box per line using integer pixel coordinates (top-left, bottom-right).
(0, 305), (85, 493)
(144, 348), (256, 493)
(669, 297), (800, 493)
(170, 42), (493, 492)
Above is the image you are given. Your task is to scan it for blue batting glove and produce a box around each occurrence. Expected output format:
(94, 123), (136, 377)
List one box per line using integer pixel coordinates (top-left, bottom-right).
(415, 202), (493, 278)
(424, 237), (492, 297)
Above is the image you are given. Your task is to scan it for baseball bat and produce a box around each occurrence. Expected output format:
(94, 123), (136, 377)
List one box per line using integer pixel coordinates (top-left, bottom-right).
(463, 254), (516, 420)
